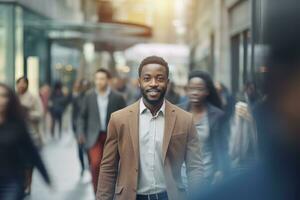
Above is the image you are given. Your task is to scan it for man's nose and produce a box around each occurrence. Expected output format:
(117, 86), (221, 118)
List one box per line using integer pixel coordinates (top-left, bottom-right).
(149, 78), (159, 87)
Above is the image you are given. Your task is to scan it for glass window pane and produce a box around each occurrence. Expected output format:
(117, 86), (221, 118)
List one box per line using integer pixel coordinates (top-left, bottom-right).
(0, 4), (14, 86)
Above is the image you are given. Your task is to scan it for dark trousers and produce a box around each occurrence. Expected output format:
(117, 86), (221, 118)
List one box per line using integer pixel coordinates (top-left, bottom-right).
(88, 133), (107, 194)
(78, 143), (86, 172)
(0, 177), (24, 200)
(50, 114), (62, 138)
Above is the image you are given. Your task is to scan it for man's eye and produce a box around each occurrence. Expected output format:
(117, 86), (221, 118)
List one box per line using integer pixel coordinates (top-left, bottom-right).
(143, 77), (150, 81)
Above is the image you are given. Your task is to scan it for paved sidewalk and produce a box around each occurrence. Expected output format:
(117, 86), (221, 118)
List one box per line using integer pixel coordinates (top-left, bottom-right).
(27, 133), (95, 200)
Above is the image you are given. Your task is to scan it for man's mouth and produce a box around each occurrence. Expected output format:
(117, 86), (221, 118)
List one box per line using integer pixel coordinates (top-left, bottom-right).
(146, 89), (160, 96)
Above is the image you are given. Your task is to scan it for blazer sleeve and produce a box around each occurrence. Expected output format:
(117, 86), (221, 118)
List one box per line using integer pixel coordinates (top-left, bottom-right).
(185, 116), (204, 190)
(76, 95), (88, 137)
(96, 114), (120, 200)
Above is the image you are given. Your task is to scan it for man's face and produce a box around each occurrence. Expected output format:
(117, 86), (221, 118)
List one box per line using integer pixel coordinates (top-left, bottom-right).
(94, 72), (109, 91)
(139, 64), (169, 105)
(16, 79), (28, 94)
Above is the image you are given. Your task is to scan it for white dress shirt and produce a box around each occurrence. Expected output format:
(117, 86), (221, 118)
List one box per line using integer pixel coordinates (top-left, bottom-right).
(96, 87), (111, 132)
(138, 99), (166, 194)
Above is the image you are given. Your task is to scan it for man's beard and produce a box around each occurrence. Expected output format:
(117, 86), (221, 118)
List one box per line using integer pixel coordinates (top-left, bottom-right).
(141, 88), (166, 105)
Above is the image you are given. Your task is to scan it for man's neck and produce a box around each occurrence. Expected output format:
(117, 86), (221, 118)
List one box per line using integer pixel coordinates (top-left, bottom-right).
(143, 98), (164, 116)
(96, 86), (108, 96)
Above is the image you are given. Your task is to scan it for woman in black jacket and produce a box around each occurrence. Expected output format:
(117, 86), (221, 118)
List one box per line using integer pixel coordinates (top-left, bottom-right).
(0, 83), (50, 200)
(180, 71), (228, 186)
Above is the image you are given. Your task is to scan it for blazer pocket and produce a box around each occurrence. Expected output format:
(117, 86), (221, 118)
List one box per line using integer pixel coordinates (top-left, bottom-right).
(115, 186), (124, 194)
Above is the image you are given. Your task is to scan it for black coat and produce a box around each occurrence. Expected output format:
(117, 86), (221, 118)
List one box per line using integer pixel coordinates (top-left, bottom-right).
(179, 102), (229, 175)
(0, 121), (50, 183)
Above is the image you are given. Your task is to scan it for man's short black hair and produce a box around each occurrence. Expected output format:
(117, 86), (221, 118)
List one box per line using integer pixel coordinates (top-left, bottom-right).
(16, 76), (29, 85)
(138, 56), (169, 77)
(95, 68), (112, 79)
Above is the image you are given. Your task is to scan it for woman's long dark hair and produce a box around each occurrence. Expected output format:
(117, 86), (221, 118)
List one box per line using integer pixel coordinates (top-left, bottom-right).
(188, 70), (223, 109)
(0, 83), (27, 124)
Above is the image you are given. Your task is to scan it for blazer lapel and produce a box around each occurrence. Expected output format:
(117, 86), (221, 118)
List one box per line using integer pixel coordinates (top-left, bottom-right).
(162, 101), (176, 163)
(128, 101), (140, 168)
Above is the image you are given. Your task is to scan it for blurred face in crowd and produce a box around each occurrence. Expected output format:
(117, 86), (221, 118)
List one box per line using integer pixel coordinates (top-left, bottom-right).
(73, 81), (81, 94)
(188, 77), (209, 105)
(0, 86), (9, 115)
(94, 71), (109, 92)
(16, 79), (28, 95)
(139, 64), (169, 105)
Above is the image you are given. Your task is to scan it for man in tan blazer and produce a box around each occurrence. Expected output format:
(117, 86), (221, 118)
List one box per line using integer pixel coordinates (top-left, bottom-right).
(97, 56), (202, 200)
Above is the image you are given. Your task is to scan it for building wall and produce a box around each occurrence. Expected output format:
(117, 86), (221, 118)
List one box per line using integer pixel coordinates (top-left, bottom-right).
(112, 0), (185, 43)
(186, 0), (251, 92)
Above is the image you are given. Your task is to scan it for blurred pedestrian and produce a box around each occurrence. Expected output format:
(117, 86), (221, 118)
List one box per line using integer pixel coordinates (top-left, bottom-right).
(244, 81), (260, 110)
(180, 71), (228, 187)
(215, 82), (234, 117)
(165, 81), (181, 104)
(77, 68), (126, 193)
(194, 0), (300, 199)
(228, 81), (261, 173)
(114, 77), (141, 105)
(71, 79), (90, 177)
(228, 101), (258, 173)
(48, 82), (68, 138)
(16, 77), (44, 195)
(97, 56), (202, 200)
(0, 83), (50, 200)
(16, 77), (44, 147)
(39, 83), (51, 138)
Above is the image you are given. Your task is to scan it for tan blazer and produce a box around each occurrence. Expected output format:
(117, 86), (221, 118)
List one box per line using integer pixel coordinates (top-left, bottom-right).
(96, 100), (202, 200)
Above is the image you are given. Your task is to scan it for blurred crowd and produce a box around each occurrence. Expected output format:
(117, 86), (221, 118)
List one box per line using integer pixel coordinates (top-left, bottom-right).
(1, 1), (300, 199)
(0, 66), (266, 199)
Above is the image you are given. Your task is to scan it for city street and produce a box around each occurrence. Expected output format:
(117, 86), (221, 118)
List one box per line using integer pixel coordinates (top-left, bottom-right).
(27, 130), (95, 200)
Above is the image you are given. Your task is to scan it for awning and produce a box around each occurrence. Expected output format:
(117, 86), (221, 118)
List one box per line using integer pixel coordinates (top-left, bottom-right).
(24, 19), (152, 51)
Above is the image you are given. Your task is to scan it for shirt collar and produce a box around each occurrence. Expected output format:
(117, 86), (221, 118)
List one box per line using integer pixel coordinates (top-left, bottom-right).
(139, 98), (165, 117)
(95, 87), (111, 98)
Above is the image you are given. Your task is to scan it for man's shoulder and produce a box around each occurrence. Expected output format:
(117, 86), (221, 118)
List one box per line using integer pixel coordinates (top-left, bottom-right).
(110, 101), (138, 119)
(167, 101), (193, 119)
